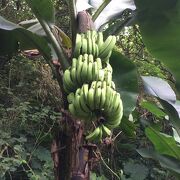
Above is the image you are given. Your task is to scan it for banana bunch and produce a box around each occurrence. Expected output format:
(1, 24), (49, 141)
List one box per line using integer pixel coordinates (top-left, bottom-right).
(63, 54), (114, 94)
(67, 81), (123, 140)
(74, 31), (116, 63)
(63, 31), (123, 142)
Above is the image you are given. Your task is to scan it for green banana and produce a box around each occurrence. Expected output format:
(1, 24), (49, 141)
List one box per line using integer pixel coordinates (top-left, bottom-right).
(98, 69), (105, 81)
(82, 38), (87, 54)
(64, 31), (124, 140)
(88, 54), (94, 63)
(82, 84), (89, 100)
(97, 32), (104, 49)
(102, 124), (111, 136)
(73, 94), (89, 118)
(94, 87), (102, 109)
(86, 126), (100, 141)
(87, 88), (95, 110)
(71, 67), (78, 85)
(96, 58), (102, 69)
(92, 61), (98, 80)
(69, 103), (77, 117)
(71, 58), (77, 69)
(99, 35), (116, 59)
(76, 55), (83, 84)
(99, 87), (106, 109)
(80, 57), (88, 83)
(87, 31), (92, 54)
(67, 92), (75, 104)
(74, 33), (82, 57)
(97, 125), (103, 142)
(63, 69), (76, 92)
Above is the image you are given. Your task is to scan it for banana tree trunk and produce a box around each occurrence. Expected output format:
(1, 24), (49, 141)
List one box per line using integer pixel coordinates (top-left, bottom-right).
(51, 110), (95, 180)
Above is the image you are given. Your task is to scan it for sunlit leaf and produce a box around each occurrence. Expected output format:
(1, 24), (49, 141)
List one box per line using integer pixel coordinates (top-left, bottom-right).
(90, 0), (136, 29)
(145, 127), (180, 159)
(140, 100), (166, 118)
(141, 76), (176, 103)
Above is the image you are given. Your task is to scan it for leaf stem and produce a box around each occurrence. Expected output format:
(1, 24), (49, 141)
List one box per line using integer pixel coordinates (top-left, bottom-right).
(40, 21), (70, 70)
(68, 0), (77, 52)
(92, 0), (112, 22)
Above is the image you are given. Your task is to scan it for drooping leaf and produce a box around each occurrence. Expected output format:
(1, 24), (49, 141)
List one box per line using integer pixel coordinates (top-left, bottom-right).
(110, 47), (138, 116)
(135, 0), (180, 92)
(19, 19), (38, 28)
(141, 75), (180, 136)
(140, 100), (166, 118)
(141, 76), (176, 103)
(0, 16), (51, 61)
(137, 148), (180, 176)
(145, 127), (180, 159)
(90, 0), (136, 29)
(159, 99), (180, 137)
(25, 0), (55, 25)
(27, 22), (46, 36)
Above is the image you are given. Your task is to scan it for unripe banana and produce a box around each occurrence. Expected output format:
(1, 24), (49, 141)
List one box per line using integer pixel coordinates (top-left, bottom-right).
(67, 92), (75, 103)
(102, 124), (111, 136)
(74, 94), (89, 118)
(97, 32), (104, 49)
(82, 38), (88, 54)
(98, 69), (105, 81)
(87, 88), (95, 110)
(71, 58), (77, 69)
(86, 126), (100, 141)
(99, 87), (106, 109)
(92, 61), (98, 80)
(82, 84), (89, 100)
(88, 54), (94, 63)
(76, 55), (83, 84)
(69, 103), (77, 117)
(81, 58), (88, 83)
(96, 58), (102, 69)
(99, 36), (116, 60)
(63, 69), (76, 93)
(64, 31), (123, 141)
(87, 62), (93, 82)
(71, 67), (78, 84)
(74, 33), (82, 57)
(94, 87), (102, 109)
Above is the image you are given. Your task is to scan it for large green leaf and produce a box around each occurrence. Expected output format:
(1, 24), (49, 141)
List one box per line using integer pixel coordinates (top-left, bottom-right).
(137, 148), (180, 176)
(120, 116), (136, 138)
(145, 127), (180, 159)
(135, 0), (180, 92)
(140, 100), (166, 118)
(25, 0), (55, 25)
(110, 48), (138, 116)
(0, 16), (51, 61)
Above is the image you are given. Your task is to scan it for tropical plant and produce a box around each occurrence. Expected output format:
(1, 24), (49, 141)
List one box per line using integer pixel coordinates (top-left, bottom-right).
(0, 0), (180, 179)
